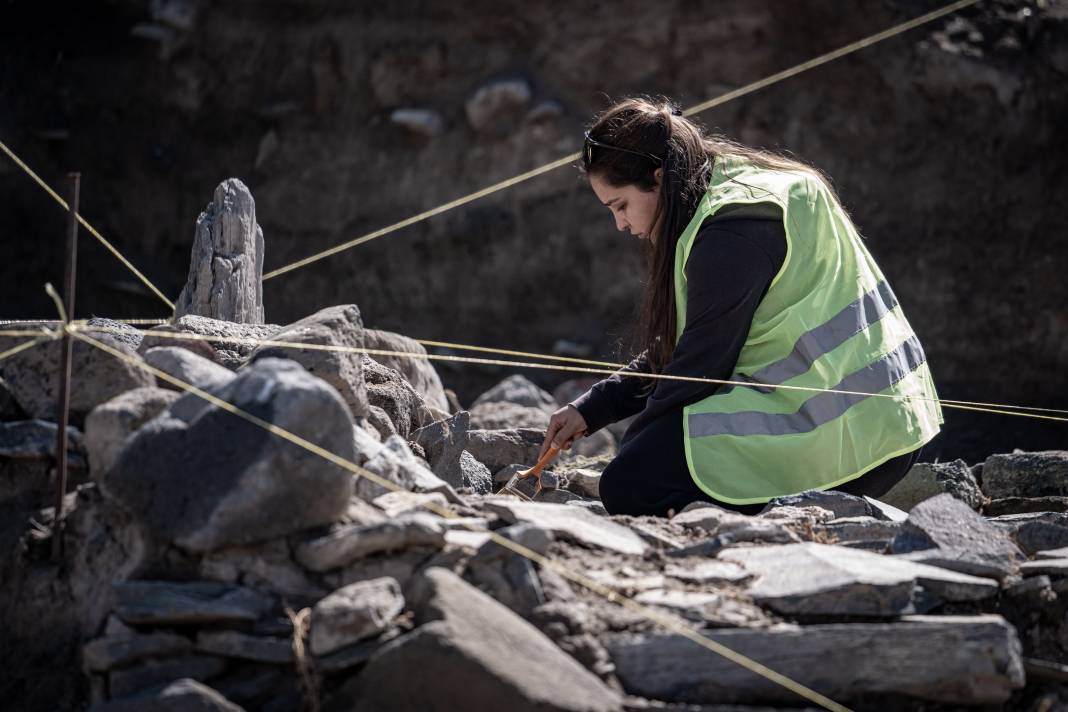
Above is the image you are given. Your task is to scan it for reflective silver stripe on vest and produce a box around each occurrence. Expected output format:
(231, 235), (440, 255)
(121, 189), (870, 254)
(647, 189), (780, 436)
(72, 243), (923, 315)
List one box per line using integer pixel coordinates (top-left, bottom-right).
(688, 334), (927, 438)
(748, 280), (899, 388)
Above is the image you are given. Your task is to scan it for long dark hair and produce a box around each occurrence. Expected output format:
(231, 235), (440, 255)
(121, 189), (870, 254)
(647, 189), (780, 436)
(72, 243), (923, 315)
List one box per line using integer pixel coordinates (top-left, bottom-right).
(582, 96), (828, 374)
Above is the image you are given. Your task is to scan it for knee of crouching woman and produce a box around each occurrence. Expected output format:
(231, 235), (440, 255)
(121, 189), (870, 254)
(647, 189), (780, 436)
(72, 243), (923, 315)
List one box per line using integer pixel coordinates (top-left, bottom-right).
(596, 458), (629, 515)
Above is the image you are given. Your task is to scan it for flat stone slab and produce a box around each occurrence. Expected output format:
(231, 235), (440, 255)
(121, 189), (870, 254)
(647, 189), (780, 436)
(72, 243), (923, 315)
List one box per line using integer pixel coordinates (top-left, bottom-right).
(108, 654), (228, 698)
(721, 542), (997, 617)
(984, 496), (1068, 516)
(83, 632), (192, 672)
(816, 517), (902, 551)
(195, 630), (293, 664)
(605, 615), (1024, 706)
(1019, 558), (1068, 577)
(114, 581), (274, 625)
(988, 512), (1068, 555)
(1035, 546), (1068, 559)
(295, 514), (446, 572)
(372, 490), (449, 517)
(444, 529), (493, 549)
(890, 493), (1024, 579)
(586, 569), (667, 593)
(664, 560), (750, 585)
(633, 588), (770, 628)
(982, 450), (1068, 499)
(90, 678), (244, 712)
(483, 498), (647, 555)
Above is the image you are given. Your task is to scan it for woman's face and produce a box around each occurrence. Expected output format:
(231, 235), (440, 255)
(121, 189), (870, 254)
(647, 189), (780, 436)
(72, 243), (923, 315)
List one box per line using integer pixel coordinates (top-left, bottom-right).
(589, 170), (662, 242)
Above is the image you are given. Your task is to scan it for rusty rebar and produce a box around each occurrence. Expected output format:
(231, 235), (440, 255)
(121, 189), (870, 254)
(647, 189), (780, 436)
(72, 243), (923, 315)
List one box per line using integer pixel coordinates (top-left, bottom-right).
(52, 172), (80, 560)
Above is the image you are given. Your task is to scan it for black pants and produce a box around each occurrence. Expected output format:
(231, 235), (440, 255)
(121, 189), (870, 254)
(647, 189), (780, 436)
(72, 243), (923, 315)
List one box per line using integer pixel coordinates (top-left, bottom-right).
(599, 408), (922, 517)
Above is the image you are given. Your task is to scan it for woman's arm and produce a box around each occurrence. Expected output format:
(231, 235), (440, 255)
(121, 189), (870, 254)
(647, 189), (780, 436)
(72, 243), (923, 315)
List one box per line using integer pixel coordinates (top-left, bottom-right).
(567, 350), (654, 435)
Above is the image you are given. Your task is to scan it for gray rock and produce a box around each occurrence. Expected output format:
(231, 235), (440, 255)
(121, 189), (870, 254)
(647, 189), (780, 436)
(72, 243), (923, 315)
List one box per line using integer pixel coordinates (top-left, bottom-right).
(104, 358), (355, 552)
(0, 376), (22, 419)
(815, 516), (903, 551)
(0, 320), (154, 423)
(390, 107), (445, 137)
(988, 511), (1068, 555)
(90, 678), (245, 712)
(605, 615), (1023, 705)
(143, 347), (236, 391)
(890, 493), (1024, 580)
(363, 329), (449, 411)
(195, 630), (292, 664)
(721, 542), (997, 618)
(198, 538), (325, 599)
(465, 428), (543, 474)
(249, 305), (369, 418)
(464, 79), (533, 131)
(471, 374), (555, 412)
(315, 629), (401, 674)
(982, 451), (1068, 498)
(632, 588), (771, 628)
(483, 499), (647, 555)
(362, 355), (434, 438)
(881, 459), (984, 511)
(668, 508), (800, 556)
(1020, 558), (1068, 577)
(355, 432), (459, 503)
(563, 468), (601, 499)
(338, 567), (621, 711)
(458, 450), (492, 494)
(663, 560), (749, 585)
(466, 523), (554, 616)
(0, 419), (86, 500)
(84, 387), (179, 480)
(114, 581), (274, 625)
(761, 489), (880, 520)
(295, 514), (446, 572)
(566, 428), (618, 460)
(864, 496), (909, 522)
(83, 632), (193, 672)
(984, 496), (1068, 516)
(108, 656), (229, 699)
(409, 411), (489, 492)
(372, 490), (448, 517)
(0, 418), (84, 461)
(310, 577), (404, 656)
(470, 401), (550, 430)
(139, 316), (278, 370)
(359, 407), (391, 442)
(175, 178), (265, 324)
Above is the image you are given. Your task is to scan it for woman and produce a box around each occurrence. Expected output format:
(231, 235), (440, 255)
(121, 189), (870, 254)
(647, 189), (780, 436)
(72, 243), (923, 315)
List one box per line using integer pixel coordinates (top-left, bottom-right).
(540, 97), (943, 516)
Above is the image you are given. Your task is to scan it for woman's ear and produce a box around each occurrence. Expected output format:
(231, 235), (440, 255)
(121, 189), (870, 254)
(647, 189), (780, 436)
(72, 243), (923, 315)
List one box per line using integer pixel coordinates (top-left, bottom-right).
(654, 167), (663, 187)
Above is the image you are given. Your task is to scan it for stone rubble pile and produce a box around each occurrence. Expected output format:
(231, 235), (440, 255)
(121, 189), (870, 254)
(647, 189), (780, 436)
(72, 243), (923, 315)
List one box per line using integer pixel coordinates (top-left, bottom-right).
(5, 305), (1068, 711)
(2, 186), (1067, 710)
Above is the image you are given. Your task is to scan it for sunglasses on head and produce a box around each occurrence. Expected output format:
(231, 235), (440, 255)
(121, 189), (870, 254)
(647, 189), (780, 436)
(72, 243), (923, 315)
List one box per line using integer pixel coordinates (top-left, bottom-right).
(583, 131), (663, 166)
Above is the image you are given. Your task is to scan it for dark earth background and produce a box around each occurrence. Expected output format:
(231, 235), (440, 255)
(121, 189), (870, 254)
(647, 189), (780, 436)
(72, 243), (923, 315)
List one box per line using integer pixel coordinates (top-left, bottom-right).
(1, 0), (1066, 465)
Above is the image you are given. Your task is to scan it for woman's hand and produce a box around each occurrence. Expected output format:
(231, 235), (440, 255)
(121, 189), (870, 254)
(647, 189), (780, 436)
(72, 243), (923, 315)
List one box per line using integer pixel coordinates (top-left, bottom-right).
(540, 405), (588, 459)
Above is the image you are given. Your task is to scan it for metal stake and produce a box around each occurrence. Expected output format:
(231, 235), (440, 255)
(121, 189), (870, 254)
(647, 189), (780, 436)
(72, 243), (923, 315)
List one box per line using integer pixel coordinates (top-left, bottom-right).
(52, 172), (80, 560)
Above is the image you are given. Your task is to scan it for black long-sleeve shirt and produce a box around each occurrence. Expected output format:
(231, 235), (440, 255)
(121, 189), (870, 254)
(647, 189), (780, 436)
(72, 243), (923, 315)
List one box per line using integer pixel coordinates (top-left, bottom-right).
(570, 209), (787, 445)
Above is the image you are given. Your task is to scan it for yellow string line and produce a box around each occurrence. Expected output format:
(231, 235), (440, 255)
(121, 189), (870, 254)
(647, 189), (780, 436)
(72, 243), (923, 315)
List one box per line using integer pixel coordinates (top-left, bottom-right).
(681, 0), (980, 117)
(413, 338), (622, 368)
(0, 140), (176, 312)
(0, 329), (54, 338)
(0, 335), (54, 363)
(261, 0), (979, 282)
(262, 154), (578, 280)
(71, 327), (851, 712)
(72, 324), (1068, 423)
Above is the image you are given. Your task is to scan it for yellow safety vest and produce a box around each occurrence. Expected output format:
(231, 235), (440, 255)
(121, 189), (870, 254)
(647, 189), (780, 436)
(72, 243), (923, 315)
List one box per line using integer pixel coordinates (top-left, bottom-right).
(676, 157), (943, 504)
